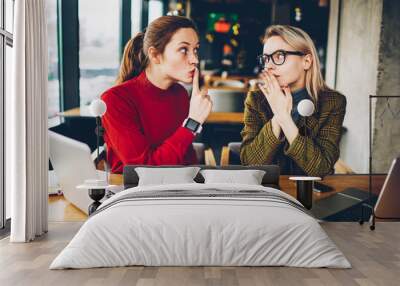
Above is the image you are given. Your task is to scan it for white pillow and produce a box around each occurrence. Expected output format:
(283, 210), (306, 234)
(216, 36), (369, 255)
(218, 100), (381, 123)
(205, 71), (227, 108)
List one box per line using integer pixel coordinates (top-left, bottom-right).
(200, 169), (266, 185)
(135, 167), (201, 186)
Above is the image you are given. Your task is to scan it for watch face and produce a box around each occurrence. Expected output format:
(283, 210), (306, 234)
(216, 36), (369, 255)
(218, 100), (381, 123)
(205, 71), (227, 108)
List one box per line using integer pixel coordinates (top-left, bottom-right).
(186, 118), (200, 132)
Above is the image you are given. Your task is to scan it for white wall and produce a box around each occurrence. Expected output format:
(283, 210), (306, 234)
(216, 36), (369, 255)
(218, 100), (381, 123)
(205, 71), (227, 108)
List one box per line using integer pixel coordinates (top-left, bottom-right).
(330, 0), (383, 173)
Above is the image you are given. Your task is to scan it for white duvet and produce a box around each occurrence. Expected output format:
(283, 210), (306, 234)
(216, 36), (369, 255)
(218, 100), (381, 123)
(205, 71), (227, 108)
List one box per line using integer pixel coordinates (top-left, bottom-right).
(50, 183), (351, 269)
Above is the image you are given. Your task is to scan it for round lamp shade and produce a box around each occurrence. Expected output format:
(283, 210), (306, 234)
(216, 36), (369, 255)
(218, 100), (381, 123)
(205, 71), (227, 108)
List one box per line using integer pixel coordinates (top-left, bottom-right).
(297, 99), (315, 117)
(90, 99), (107, 117)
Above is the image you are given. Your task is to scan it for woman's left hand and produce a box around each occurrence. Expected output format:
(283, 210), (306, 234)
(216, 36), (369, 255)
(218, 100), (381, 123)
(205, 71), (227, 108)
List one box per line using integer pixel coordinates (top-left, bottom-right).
(258, 70), (292, 120)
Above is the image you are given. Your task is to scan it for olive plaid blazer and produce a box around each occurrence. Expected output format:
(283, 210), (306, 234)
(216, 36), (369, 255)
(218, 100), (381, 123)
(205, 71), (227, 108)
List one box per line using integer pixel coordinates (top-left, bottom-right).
(240, 89), (347, 177)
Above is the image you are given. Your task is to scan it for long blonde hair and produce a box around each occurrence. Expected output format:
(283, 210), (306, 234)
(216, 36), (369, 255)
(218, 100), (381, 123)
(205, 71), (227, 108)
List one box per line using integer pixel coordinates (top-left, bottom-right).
(264, 25), (328, 102)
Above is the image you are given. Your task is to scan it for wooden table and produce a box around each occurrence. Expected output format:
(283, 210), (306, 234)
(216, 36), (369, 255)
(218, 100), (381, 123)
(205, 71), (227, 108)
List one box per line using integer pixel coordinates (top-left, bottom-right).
(57, 107), (85, 117)
(280, 174), (385, 202)
(109, 173), (124, 186)
(206, 112), (243, 124)
(206, 86), (249, 92)
(204, 75), (256, 87)
(58, 107), (244, 124)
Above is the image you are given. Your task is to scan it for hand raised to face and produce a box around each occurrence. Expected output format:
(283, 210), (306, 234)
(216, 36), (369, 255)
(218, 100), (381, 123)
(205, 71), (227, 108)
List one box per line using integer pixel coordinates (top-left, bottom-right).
(188, 68), (213, 124)
(258, 70), (292, 118)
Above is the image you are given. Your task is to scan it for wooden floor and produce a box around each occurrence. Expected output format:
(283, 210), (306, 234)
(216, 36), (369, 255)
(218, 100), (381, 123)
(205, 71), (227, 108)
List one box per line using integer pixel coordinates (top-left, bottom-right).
(1, 222), (399, 286)
(48, 195), (87, 221)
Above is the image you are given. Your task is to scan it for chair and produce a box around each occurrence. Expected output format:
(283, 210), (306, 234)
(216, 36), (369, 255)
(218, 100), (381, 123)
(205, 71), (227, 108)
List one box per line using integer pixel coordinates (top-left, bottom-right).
(220, 142), (242, 166)
(193, 142), (217, 166)
(334, 159), (355, 174)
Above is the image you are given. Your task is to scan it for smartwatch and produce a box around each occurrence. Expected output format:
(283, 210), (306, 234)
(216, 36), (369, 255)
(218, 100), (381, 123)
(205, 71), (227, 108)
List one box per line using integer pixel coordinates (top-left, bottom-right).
(182, 118), (203, 134)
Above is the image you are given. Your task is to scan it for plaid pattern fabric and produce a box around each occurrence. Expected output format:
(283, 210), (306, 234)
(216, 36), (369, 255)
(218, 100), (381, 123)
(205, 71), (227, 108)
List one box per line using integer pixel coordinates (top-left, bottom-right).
(240, 89), (347, 177)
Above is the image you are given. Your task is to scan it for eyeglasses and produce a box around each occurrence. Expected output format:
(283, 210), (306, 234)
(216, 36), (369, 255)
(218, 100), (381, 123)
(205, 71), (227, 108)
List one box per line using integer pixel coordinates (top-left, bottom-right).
(257, 50), (305, 67)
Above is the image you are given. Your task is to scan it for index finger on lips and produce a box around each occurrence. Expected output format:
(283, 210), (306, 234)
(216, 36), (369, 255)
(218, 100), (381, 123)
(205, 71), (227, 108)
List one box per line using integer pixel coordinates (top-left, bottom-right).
(200, 88), (208, 98)
(192, 67), (200, 94)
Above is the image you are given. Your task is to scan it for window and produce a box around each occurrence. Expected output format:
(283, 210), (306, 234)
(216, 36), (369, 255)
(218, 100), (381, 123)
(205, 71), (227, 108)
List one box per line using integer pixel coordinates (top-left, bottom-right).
(46, 0), (60, 118)
(48, 1), (149, 116)
(131, 0), (142, 36)
(148, 0), (163, 25)
(78, 0), (120, 107)
(5, 44), (11, 220)
(1, 0), (14, 232)
(5, 0), (13, 33)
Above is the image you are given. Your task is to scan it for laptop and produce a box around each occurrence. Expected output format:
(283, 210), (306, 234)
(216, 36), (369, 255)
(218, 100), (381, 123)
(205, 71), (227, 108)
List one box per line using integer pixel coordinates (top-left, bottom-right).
(49, 131), (105, 214)
(374, 157), (400, 219)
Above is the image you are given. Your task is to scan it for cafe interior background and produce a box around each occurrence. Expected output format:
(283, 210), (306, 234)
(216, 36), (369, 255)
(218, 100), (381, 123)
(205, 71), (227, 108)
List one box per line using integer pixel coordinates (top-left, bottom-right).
(48, 0), (333, 164)
(3, 0), (398, 223)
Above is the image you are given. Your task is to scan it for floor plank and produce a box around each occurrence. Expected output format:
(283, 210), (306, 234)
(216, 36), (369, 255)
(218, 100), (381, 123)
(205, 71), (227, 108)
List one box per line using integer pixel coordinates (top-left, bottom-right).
(1, 222), (399, 286)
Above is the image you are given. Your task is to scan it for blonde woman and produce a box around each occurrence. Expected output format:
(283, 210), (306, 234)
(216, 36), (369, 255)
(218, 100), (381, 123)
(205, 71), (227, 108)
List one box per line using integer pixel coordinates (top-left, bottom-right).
(240, 25), (346, 177)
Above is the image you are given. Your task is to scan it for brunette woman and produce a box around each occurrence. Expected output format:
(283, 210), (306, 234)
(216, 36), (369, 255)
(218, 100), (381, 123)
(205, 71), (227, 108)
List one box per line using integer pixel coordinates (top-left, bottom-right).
(101, 16), (212, 173)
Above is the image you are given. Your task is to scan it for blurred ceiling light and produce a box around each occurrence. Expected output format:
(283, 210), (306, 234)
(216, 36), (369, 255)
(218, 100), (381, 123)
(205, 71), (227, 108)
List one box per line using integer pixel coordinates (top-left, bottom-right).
(214, 17), (231, 33)
(319, 0), (329, 7)
(167, 0), (184, 16)
(294, 7), (302, 22)
(205, 33), (214, 43)
(232, 23), (240, 35)
(230, 38), (238, 47)
(167, 10), (180, 16)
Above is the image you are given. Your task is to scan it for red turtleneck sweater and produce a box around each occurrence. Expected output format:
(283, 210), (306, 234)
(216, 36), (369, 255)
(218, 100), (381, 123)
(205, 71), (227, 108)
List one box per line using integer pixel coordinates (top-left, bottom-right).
(101, 72), (197, 173)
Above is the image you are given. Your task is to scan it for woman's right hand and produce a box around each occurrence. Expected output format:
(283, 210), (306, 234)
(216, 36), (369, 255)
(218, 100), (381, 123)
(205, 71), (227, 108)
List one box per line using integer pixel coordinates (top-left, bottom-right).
(258, 70), (292, 119)
(258, 71), (286, 140)
(188, 68), (213, 124)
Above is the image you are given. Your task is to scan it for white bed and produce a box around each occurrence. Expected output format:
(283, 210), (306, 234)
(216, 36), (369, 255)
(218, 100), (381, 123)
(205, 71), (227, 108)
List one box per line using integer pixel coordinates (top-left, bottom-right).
(50, 183), (351, 269)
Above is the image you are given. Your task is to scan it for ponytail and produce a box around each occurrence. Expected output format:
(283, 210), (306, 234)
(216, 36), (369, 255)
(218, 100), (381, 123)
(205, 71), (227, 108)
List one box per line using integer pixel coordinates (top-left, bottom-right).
(115, 16), (198, 85)
(115, 32), (148, 85)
